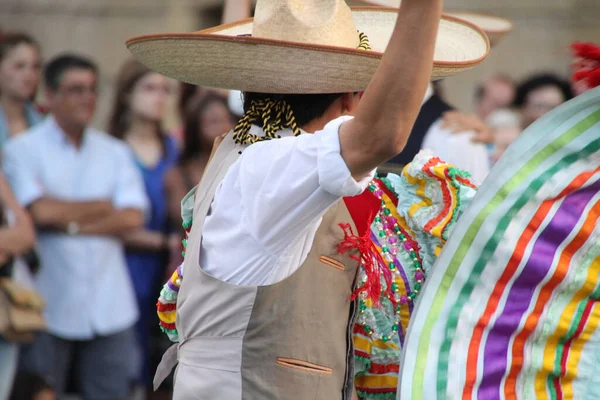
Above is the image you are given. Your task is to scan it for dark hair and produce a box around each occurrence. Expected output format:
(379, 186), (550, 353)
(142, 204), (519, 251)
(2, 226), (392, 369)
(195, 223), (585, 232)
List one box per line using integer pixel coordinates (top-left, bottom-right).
(180, 94), (232, 164)
(43, 53), (97, 91)
(513, 73), (573, 107)
(0, 32), (40, 63)
(242, 92), (345, 129)
(108, 58), (163, 141)
(9, 371), (54, 400)
(179, 83), (198, 118)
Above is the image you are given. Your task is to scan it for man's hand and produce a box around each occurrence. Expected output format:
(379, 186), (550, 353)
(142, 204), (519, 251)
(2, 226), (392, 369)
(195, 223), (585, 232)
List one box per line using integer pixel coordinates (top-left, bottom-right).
(441, 111), (494, 144)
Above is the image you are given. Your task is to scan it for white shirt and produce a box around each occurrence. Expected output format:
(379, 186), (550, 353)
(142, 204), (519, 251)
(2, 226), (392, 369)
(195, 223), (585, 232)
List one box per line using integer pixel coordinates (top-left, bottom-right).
(2, 117), (149, 339)
(417, 84), (490, 184)
(421, 120), (490, 184)
(200, 116), (374, 286)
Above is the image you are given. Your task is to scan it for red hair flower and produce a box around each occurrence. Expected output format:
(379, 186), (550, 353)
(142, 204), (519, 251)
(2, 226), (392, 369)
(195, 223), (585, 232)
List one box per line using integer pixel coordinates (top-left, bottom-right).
(571, 42), (600, 91)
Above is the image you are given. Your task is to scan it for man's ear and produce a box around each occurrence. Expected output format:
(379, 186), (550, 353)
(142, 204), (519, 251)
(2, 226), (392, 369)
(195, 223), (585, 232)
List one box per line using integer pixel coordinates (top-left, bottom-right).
(341, 92), (361, 114)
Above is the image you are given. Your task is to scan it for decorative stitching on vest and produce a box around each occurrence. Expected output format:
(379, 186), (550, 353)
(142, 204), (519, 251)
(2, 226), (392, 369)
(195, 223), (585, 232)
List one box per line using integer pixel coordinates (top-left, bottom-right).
(319, 256), (345, 272)
(275, 358), (333, 375)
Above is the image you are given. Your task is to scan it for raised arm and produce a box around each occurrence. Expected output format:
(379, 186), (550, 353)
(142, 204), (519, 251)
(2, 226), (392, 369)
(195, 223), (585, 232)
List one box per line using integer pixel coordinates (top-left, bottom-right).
(339, 0), (443, 178)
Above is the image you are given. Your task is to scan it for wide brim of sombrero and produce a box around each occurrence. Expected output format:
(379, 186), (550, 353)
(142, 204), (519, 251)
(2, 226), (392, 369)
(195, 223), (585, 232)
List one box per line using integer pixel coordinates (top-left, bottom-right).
(445, 12), (513, 47)
(358, 1), (512, 47)
(126, 7), (489, 94)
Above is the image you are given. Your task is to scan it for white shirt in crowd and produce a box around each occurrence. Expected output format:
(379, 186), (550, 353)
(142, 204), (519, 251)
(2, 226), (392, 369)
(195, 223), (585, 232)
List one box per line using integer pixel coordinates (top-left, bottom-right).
(421, 119), (490, 184)
(420, 84), (491, 184)
(2, 116), (149, 340)
(200, 116), (375, 286)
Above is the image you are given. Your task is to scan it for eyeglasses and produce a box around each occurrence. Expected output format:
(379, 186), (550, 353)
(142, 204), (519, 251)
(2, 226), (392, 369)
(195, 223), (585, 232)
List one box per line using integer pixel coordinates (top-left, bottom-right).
(58, 84), (98, 97)
(139, 82), (172, 95)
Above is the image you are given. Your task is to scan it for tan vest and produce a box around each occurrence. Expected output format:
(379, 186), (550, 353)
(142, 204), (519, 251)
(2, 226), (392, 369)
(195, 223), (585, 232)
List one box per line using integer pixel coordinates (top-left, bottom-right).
(156, 133), (361, 400)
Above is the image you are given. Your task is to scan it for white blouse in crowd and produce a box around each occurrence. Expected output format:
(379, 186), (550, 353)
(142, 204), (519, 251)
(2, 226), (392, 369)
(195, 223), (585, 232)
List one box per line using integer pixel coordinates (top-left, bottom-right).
(421, 120), (491, 184)
(420, 84), (491, 184)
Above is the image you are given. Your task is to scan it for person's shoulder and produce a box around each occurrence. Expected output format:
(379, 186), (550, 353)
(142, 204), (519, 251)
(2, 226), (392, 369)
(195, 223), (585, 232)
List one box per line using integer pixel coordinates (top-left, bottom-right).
(4, 121), (47, 152)
(25, 102), (45, 124)
(89, 129), (131, 153)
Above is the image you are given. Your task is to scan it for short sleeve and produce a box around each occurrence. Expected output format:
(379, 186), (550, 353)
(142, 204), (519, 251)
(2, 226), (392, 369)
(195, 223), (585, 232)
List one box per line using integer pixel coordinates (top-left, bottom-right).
(236, 116), (375, 253)
(112, 145), (150, 212)
(317, 116), (375, 196)
(2, 138), (45, 206)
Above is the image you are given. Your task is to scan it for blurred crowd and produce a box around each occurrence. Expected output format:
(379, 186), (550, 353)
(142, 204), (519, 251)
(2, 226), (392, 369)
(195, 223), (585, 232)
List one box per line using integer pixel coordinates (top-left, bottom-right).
(0, 24), (577, 400)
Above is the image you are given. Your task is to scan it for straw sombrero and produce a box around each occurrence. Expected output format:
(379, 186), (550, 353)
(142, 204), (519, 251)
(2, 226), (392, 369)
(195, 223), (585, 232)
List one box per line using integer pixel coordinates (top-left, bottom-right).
(126, 0), (489, 94)
(360, 0), (512, 47)
(444, 12), (512, 47)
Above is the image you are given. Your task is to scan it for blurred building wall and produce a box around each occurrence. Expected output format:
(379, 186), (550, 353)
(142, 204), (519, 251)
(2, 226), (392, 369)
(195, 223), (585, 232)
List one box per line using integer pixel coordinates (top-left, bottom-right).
(1, 0), (599, 130)
(0, 0), (220, 132)
(442, 0), (599, 111)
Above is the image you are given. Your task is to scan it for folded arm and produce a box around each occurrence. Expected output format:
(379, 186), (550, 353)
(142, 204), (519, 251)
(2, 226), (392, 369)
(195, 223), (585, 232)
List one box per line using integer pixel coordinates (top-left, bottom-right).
(122, 230), (176, 252)
(77, 144), (148, 237)
(29, 198), (113, 230)
(340, 0), (443, 178)
(79, 208), (144, 237)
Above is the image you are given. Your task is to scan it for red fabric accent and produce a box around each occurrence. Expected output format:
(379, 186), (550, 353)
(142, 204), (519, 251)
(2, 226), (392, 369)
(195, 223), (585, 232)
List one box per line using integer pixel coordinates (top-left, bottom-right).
(456, 176), (477, 189)
(353, 324), (370, 336)
(355, 386), (397, 395)
(338, 223), (382, 303)
(160, 321), (176, 330)
(378, 179), (399, 206)
(340, 179), (404, 306)
(343, 188), (380, 237)
(355, 349), (371, 359)
(422, 158), (452, 233)
(369, 361), (400, 375)
(156, 302), (177, 312)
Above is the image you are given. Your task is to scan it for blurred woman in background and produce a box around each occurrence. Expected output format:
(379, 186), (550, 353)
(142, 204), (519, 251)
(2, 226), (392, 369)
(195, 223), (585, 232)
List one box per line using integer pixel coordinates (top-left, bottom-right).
(172, 83), (230, 148)
(108, 58), (179, 393)
(0, 32), (43, 149)
(513, 73), (573, 129)
(165, 94), (234, 226)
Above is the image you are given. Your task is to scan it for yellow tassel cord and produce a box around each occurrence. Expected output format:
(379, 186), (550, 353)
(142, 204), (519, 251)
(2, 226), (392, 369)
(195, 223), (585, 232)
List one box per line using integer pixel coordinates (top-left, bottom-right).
(233, 31), (371, 145)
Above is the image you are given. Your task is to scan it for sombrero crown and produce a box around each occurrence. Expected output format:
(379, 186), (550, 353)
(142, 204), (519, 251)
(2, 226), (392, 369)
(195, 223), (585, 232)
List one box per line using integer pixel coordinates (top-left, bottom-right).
(127, 0), (490, 94)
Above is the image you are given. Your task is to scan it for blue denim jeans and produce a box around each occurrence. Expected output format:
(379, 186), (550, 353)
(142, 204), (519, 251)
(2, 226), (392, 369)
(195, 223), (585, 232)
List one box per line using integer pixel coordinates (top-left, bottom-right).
(20, 327), (139, 400)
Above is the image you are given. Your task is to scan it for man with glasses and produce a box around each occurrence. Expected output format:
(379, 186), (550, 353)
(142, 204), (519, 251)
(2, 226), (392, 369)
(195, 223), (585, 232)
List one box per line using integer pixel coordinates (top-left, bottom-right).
(2, 54), (148, 399)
